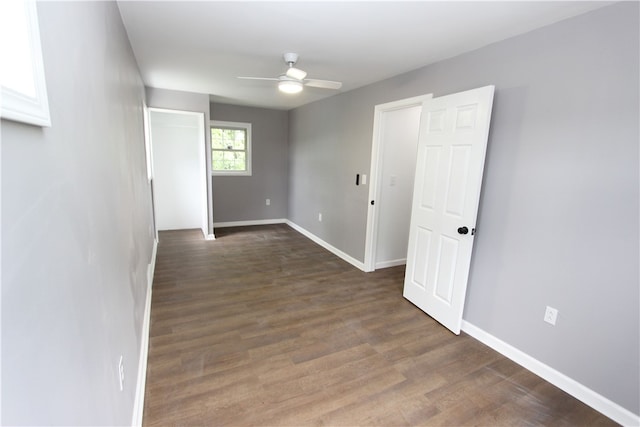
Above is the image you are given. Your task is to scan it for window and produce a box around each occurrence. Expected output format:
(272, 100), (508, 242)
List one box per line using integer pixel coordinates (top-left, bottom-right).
(0, 1), (51, 126)
(210, 121), (251, 176)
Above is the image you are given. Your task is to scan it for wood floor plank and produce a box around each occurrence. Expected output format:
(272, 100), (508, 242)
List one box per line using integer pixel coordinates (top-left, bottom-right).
(143, 225), (617, 426)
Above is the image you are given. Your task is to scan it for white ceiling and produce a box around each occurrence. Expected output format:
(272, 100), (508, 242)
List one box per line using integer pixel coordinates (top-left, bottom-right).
(117, 1), (610, 110)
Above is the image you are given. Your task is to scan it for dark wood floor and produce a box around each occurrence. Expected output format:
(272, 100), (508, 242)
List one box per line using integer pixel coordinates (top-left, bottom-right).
(143, 224), (615, 426)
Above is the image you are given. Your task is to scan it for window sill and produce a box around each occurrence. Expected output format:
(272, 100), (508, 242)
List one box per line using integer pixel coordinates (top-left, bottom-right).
(212, 172), (252, 177)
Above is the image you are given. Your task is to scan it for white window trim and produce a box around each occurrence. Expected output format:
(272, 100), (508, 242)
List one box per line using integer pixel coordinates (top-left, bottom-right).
(0, 1), (51, 127)
(210, 120), (252, 176)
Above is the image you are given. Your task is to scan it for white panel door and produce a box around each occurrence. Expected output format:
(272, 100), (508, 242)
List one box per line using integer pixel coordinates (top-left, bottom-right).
(150, 109), (207, 234)
(403, 85), (495, 334)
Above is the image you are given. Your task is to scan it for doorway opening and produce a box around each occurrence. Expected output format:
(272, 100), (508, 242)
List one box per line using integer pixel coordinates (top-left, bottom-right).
(364, 94), (432, 272)
(148, 108), (210, 239)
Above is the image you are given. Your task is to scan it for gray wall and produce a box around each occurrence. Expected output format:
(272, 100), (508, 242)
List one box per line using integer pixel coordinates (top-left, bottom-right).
(288, 2), (639, 415)
(146, 87), (213, 235)
(210, 103), (288, 223)
(1, 2), (154, 425)
(288, 94), (374, 257)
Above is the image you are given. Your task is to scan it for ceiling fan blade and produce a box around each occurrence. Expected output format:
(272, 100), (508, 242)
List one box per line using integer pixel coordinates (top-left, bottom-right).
(237, 76), (279, 81)
(286, 67), (307, 80)
(304, 79), (342, 90)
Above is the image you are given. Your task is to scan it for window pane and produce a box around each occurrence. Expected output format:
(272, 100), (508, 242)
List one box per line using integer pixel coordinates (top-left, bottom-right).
(212, 128), (246, 150)
(233, 152), (245, 170)
(232, 130), (245, 150)
(211, 128), (225, 149)
(212, 150), (246, 171)
(212, 149), (224, 170)
(222, 129), (234, 149)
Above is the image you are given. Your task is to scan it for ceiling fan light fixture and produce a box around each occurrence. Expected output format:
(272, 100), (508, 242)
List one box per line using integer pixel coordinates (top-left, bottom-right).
(278, 80), (303, 94)
(286, 67), (307, 80)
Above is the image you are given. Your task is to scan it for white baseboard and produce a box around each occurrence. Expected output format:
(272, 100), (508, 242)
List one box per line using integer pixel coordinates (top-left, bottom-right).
(461, 320), (640, 426)
(211, 219), (366, 271)
(375, 258), (406, 269)
(213, 218), (287, 228)
(200, 227), (215, 240)
(131, 238), (157, 427)
(285, 220), (366, 271)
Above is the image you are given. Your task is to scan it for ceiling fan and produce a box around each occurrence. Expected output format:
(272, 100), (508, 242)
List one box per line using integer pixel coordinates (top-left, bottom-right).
(238, 53), (342, 94)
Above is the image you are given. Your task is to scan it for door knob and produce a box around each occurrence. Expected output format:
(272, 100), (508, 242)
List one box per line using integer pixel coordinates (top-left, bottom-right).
(457, 226), (469, 235)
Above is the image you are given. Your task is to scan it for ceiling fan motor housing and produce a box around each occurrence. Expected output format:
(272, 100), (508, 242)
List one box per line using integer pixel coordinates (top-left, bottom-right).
(283, 52), (299, 66)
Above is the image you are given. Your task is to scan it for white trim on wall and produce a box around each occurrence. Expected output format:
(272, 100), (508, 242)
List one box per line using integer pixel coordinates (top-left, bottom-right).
(213, 218), (287, 228)
(286, 220), (366, 271)
(131, 238), (157, 427)
(375, 258), (406, 269)
(461, 320), (640, 426)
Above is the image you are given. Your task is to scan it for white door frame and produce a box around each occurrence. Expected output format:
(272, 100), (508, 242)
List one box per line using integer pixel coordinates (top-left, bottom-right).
(148, 107), (210, 239)
(364, 94), (433, 272)
(142, 102), (158, 241)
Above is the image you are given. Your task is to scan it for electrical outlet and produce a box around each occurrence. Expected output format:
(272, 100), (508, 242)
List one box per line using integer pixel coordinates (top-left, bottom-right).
(544, 306), (558, 326)
(266, 198), (270, 206)
(118, 356), (124, 391)
(318, 213), (322, 222)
